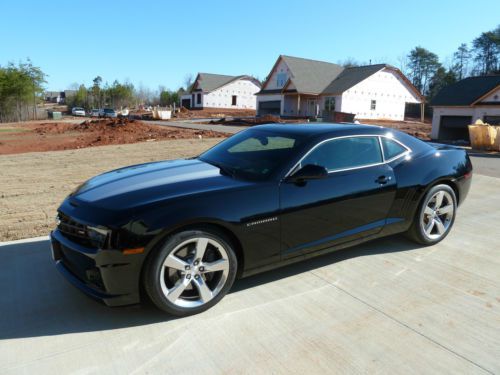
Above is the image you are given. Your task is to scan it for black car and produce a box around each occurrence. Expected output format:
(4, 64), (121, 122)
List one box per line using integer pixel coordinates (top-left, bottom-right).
(51, 124), (472, 316)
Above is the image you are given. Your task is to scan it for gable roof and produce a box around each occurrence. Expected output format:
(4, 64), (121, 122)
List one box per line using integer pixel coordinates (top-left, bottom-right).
(259, 55), (421, 99)
(191, 73), (260, 93)
(322, 64), (386, 94)
(431, 75), (500, 106)
(280, 55), (344, 94)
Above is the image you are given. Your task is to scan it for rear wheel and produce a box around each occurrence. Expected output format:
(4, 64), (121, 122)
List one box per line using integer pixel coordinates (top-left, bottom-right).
(406, 184), (457, 245)
(143, 229), (237, 316)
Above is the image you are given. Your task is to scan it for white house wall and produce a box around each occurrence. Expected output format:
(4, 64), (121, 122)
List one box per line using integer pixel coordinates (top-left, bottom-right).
(202, 79), (260, 109)
(480, 87), (500, 102)
(340, 68), (420, 120)
(431, 106), (500, 139)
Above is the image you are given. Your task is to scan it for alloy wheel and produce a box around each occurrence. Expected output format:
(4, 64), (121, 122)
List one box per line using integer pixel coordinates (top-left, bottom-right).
(420, 190), (455, 241)
(159, 237), (230, 308)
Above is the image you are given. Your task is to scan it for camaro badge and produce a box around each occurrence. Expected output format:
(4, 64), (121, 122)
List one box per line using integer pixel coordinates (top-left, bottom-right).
(246, 217), (278, 227)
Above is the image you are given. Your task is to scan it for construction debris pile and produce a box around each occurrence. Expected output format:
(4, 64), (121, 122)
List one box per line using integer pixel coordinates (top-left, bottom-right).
(0, 119), (228, 155)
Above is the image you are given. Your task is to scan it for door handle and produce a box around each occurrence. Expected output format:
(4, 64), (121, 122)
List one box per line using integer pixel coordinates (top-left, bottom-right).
(376, 175), (391, 185)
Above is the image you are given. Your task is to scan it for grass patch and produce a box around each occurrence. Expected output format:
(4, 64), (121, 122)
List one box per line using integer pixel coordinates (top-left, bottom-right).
(0, 128), (29, 133)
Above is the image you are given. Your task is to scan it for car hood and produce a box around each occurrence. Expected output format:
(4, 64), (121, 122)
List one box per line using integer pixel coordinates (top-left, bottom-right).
(71, 158), (252, 210)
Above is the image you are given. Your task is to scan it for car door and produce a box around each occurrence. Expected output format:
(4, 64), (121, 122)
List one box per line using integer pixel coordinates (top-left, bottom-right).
(279, 135), (397, 259)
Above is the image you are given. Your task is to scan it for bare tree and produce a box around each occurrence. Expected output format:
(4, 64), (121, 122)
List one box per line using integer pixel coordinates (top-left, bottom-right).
(452, 43), (471, 80)
(184, 74), (194, 91)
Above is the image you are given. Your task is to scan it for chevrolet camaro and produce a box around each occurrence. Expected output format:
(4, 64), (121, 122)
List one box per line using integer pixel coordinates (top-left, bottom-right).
(51, 124), (472, 316)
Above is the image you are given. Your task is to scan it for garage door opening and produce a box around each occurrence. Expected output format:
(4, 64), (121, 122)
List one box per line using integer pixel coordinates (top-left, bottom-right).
(438, 116), (472, 142)
(258, 100), (281, 116)
(484, 116), (500, 125)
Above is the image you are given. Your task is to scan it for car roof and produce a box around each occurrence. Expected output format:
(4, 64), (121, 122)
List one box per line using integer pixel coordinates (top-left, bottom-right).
(252, 122), (431, 157)
(254, 123), (386, 137)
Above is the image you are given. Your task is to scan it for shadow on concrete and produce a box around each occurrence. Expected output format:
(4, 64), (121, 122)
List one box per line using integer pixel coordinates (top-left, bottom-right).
(0, 235), (419, 340)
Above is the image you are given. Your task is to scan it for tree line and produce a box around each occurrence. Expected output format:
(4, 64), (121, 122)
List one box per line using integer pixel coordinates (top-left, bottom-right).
(339, 24), (499, 101)
(396, 25), (498, 100)
(0, 59), (46, 122)
(1, 26), (498, 122)
(66, 74), (194, 110)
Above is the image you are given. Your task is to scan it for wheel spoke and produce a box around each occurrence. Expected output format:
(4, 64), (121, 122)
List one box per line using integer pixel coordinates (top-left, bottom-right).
(424, 206), (434, 216)
(439, 204), (453, 215)
(194, 238), (209, 260)
(193, 276), (213, 303)
(164, 254), (189, 270)
(202, 259), (229, 273)
(434, 217), (446, 234)
(434, 191), (445, 208)
(166, 277), (191, 303)
(424, 219), (435, 235)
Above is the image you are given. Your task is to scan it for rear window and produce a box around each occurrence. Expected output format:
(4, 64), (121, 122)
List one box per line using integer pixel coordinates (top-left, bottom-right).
(302, 136), (383, 172)
(381, 137), (408, 160)
(228, 136), (295, 153)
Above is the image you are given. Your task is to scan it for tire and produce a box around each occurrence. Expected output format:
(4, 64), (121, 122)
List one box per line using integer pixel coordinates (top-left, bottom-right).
(143, 229), (237, 316)
(406, 184), (457, 245)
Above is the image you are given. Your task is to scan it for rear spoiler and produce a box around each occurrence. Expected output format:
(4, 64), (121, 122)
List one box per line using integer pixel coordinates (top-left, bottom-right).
(426, 142), (462, 151)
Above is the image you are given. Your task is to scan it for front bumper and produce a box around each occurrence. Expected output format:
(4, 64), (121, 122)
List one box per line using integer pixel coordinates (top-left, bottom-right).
(51, 229), (143, 306)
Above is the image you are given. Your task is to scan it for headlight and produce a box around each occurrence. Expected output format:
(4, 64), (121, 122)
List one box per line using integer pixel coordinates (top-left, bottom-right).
(87, 225), (111, 246)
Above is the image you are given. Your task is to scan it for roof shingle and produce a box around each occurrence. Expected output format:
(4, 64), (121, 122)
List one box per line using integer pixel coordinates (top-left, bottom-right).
(322, 64), (387, 94)
(281, 55), (344, 94)
(431, 76), (500, 106)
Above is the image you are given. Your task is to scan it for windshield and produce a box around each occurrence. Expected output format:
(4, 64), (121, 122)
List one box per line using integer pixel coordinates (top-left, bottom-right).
(199, 128), (306, 180)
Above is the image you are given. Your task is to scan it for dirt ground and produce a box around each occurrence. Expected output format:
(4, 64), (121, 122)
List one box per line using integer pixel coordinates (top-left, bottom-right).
(0, 138), (222, 241)
(0, 118), (227, 155)
(205, 114), (305, 126)
(359, 118), (432, 140)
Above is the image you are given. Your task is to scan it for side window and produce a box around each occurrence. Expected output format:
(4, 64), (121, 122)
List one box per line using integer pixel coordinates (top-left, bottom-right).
(302, 137), (382, 172)
(381, 137), (408, 160)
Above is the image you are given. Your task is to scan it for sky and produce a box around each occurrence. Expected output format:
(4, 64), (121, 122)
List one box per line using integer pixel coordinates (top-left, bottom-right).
(1, 0), (499, 91)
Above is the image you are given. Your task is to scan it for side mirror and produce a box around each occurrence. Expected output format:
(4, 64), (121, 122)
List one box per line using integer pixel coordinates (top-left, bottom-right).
(287, 164), (328, 183)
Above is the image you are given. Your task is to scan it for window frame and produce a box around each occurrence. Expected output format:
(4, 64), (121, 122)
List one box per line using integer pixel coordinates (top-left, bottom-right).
(286, 134), (411, 178)
(370, 100), (376, 110)
(380, 136), (410, 163)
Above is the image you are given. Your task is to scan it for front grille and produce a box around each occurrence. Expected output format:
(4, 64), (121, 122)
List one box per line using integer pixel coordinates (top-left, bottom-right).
(57, 213), (94, 247)
(58, 213), (89, 240)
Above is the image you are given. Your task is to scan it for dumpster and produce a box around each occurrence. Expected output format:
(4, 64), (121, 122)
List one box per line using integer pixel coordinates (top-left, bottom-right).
(48, 111), (62, 120)
(468, 120), (500, 151)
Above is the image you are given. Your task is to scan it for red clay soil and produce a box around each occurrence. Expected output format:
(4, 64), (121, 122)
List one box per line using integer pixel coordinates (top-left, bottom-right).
(358, 119), (432, 140)
(205, 116), (431, 139)
(206, 115), (305, 126)
(0, 118), (228, 155)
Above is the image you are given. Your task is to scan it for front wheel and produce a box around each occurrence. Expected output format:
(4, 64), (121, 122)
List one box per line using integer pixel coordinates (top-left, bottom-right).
(406, 184), (457, 245)
(143, 229), (237, 316)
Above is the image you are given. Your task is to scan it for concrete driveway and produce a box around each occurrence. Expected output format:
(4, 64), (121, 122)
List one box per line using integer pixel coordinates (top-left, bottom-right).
(0, 173), (499, 374)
